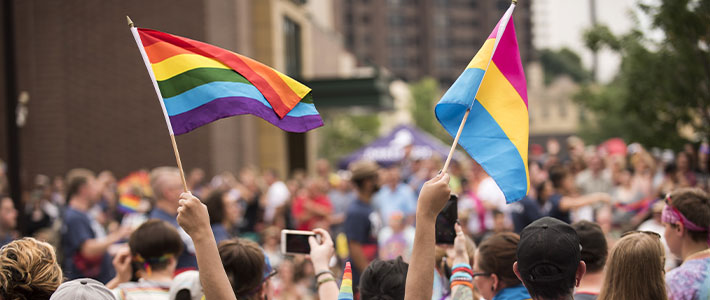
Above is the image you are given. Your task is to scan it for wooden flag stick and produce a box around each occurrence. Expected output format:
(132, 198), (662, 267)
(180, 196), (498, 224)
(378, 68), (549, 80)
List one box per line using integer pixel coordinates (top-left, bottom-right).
(128, 16), (189, 192)
(441, 108), (470, 174)
(170, 134), (189, 192)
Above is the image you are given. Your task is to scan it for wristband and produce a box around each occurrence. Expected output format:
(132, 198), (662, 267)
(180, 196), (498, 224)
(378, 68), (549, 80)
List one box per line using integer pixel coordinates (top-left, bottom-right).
(315, 270), (335, 279)
(453, 267), (474, 276)
(450, 272), (473, 281)
(452, 263), (472, 270)
(450, 281), (473, 289)
(317, 277), (335, 289)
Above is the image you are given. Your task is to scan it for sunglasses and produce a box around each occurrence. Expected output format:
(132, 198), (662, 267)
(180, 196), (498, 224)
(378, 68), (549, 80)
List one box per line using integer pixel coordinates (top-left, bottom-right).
(621, 230), (661, 239)
(472, 272), (491, 278)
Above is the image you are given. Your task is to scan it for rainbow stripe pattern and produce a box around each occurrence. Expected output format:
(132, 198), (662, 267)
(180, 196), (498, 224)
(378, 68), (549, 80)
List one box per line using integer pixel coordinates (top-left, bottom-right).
(338, 262), (353, 300)
(134, 28), (323, 135)
(435, 3), (529, 203)
(118, 194), (141, 213)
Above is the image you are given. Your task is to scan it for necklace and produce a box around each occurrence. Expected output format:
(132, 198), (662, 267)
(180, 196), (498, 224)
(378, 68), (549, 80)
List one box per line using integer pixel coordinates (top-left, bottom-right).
(685, 248), (710, 262)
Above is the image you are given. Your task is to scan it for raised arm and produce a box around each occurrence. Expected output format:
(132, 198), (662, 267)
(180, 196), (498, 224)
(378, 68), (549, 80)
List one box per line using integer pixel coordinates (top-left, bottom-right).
(177, 192), (237, 300)
(309, 228), (339, 300)
(404, 173), (451, 300)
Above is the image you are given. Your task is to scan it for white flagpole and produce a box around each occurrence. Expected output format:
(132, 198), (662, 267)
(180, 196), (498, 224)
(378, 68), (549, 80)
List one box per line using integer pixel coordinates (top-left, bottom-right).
(440, 1), (517, 174)
(128, 16), (188, 192)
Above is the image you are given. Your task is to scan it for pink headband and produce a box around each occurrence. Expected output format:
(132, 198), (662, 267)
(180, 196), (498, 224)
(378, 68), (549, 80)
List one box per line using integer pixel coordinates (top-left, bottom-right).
(662, 204), (710, 246)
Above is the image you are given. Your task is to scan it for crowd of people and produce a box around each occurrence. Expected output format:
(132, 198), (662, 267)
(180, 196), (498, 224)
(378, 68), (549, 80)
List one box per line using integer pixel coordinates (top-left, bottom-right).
(0, 136), (708, 300)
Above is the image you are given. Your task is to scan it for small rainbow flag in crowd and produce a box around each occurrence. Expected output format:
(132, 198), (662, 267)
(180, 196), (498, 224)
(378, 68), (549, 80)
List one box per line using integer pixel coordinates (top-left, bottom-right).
(435, 2), (529, 203)
(117, 170), (151, 197)
(130, 26), (323, 135)
(338, 262), (353, 300)
(118, 194), (141, 213)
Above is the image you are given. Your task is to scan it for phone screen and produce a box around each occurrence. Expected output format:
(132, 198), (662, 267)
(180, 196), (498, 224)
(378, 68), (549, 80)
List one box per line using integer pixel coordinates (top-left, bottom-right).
(435, 194), (458, 244)
(284, 232), (314, 254)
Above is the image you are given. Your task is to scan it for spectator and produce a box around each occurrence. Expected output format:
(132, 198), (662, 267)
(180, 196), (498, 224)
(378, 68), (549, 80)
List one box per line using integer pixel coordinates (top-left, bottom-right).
(204, 189), (241, 244)
(0, 237), (63, 300)
(218, 238), (276, 300)
(574, 153), (613, 222)
(547, 166), (609, 224)
(473, 232), (530, 300)
(663, 188), (710, 300)
(176, 192), (236, 300)
(638, 201), (677, 270)
(107, 220), (184, 299)
(327, 172), (355, 236)
(62, 168), (129, 282)
(237, 167), (262, 238)
(378, 212), (415, 261)
(292, 178), (332, 231)
(572, 221), (608, 300)
(373, 166), (417, 226)
(444, 223), (479, 300)
(511, 181), (551, 233)
(597, 231), (667, 300)
(344, 160), (382, 289)
(50, 278), (116, 300)
(263, 169), (290, 226)
(0, 195), (18, 247)
(149, 167), (197, 271)
(514, 217), (586, 300)
(306, 228), (339, 300)
(361, 258), (409, 300)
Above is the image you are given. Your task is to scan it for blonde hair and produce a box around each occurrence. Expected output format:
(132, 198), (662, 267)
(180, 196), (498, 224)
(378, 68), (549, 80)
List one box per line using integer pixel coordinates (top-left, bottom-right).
(598, 232), (667, 300)
(0, 237), (63, 300)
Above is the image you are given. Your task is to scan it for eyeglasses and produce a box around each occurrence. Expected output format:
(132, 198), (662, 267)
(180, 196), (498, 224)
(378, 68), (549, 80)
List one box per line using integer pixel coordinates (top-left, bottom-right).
(621, 230), (661, 239)
(472, 272), (491, 278)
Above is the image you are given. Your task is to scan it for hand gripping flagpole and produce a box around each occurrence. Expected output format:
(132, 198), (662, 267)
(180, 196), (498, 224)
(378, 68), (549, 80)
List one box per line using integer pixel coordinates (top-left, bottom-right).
(128, 16), (189, 192)
(441, 0), (517, 174)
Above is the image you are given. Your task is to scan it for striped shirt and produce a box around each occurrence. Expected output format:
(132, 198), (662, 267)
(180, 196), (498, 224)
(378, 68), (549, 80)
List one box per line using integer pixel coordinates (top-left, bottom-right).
(112, 279), (171, 300)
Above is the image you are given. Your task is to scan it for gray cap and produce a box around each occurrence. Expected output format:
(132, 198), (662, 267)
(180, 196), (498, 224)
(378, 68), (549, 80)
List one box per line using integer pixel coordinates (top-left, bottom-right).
(169, 271), (204, 300)
(50, 278), (116, 300)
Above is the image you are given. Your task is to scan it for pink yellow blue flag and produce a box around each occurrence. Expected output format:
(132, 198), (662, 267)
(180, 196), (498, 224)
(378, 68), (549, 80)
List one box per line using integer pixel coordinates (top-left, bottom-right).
(435, 2), (529, 203)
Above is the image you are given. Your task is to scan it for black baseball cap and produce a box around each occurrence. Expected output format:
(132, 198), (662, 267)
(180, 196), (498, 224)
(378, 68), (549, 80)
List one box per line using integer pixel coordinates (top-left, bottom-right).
(571, 221), (608, 272)
(516, 217), (581, 283)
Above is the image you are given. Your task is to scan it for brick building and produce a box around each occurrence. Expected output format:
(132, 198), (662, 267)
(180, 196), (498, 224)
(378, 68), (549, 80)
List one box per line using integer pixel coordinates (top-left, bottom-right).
(0, 0), (362, 193)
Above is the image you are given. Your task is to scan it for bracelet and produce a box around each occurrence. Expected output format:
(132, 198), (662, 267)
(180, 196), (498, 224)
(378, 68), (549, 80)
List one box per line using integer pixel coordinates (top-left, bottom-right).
(452, 263), (472, 270)
(315, 270), (335, 279)
(451, 281), (473, 289)
(450, 272), (472, 281)
(317, 277), (335, 289)
(453, 267), (474, 276)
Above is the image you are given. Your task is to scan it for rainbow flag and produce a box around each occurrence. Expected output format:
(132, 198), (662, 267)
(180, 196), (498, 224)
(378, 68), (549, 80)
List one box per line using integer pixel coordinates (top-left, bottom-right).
(118, 194), (141, 213)
(435, 3), (529, 203)
(130, 27), (323, 135)
(338, 262), (353, 300)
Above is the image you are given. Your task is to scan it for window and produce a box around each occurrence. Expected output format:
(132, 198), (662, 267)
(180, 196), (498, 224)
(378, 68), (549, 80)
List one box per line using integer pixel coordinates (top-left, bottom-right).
(283, 17), (302, 77)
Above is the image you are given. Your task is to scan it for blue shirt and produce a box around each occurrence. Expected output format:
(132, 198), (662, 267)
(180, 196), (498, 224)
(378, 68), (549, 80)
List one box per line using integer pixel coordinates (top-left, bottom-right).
(373, 183), (417, 225)
(211, 224), (231, 245)
(511, 196), (546, 233)
(61, 207), (114, 283)
(493, 284), (532, 300)
(344, 199), (380, 286)
(548, 194), (571, 224)
(149, 208), (198, 270)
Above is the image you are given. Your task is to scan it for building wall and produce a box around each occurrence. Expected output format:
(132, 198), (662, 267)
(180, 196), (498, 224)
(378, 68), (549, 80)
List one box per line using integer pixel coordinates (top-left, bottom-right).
(342, 0), (533, 86)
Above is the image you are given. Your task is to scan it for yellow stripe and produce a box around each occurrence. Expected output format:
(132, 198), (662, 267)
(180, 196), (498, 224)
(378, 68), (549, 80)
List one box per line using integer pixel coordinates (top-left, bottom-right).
(476, 62), (530, 189)
(275, 70), (311, 98)
(151, 54), (230, 81)
(466, 38), (495, 70)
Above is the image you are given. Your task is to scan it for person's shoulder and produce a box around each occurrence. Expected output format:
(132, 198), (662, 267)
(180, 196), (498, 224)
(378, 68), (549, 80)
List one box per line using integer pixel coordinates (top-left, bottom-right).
(64, 208), (90, 223)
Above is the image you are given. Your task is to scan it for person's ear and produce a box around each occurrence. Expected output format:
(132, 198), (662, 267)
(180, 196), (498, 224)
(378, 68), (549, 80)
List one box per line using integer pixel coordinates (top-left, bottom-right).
(491, 273), (500, 291)
(513, 261), (523, 282)
(575, 261), (587, 287)
(675, 222), (685, 236)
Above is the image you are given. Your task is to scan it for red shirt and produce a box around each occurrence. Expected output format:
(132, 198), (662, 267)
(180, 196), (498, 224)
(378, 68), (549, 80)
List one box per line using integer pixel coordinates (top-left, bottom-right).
(292, 195), (332, 230)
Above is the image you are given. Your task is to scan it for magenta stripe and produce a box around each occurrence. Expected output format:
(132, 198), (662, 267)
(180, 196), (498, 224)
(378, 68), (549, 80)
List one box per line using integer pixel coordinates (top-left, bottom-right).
(169, 96), (323, 135)
(491, 17), (528, 106)
(488, 19), (501, 40)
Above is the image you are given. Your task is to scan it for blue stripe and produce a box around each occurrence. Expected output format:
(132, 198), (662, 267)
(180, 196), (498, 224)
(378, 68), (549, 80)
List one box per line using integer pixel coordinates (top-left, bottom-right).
(435, 100), (527, 203)
(439, 68), (485, 108)
(163, 81), (317, 117)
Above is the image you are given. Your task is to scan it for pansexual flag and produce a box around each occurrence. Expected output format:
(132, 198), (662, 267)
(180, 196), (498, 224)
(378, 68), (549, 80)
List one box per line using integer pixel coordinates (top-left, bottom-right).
(435, 2), (529, 203)
(130, 27), (323, 135)
(338, 262), (353, 300)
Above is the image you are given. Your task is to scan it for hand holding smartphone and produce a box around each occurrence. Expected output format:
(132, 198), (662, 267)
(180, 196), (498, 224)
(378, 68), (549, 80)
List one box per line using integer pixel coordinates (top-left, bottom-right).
(435, 194), (458, 245)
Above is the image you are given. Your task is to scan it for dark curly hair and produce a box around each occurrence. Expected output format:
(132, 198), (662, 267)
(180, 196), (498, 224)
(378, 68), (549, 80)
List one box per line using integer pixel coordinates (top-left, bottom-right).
(359, 257), (408, 300)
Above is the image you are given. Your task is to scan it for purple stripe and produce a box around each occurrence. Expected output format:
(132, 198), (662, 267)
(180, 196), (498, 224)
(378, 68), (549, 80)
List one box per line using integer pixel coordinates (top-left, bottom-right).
(169, 96), (324, 135)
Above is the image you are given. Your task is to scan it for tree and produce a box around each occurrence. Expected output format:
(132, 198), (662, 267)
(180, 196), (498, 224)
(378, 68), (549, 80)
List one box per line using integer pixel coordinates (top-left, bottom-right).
(539, 48), (591, 85)
(409, 77), (450, 142)
(575, 0), (710, 149)
(318, 112), (380, 165)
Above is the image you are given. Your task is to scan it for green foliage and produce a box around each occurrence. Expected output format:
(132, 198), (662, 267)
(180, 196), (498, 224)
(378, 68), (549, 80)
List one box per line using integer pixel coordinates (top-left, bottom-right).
(409, 77), (451, 141)
(318, 112), (380, 164)
(539, 48), (591, 85)
(575, 0), (710, 148)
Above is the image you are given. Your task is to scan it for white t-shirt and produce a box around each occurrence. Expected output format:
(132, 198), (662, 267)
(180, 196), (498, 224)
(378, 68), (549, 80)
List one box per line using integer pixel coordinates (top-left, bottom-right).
(264, 181), (290, 223)
(476, 177), (510, 229)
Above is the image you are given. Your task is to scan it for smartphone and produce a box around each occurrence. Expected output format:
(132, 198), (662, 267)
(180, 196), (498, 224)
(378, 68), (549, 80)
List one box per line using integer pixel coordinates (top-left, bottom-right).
(281, 229), (317, 255)
(435, 194), (458, 245)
